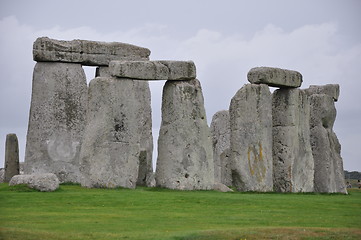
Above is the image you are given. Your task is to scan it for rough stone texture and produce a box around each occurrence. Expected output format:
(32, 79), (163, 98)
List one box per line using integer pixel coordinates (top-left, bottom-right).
(309, 93), (347, 194)
(247, 67), (302, 88)
(304, 84), (340, 102)
(156, 79), (214, 190)
(213, 182), (234, 192)
(9, 173), (59, 192)
(210, 110), (232, 186)
(109, 60), (196, 80)
(33, 37), (150, 66)
(0, 168), (4, 183)
(229, 84), (273, 192)
(4, 133), (20, 182)
(24, 62), (87, 183)
(272, 89), (314, 192)
(80, 77), (145, 189)
(94, 67), (153, 187)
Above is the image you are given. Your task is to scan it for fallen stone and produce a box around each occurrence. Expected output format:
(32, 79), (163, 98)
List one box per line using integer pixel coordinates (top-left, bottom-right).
(229, 84), (273, 192)
(4, 133), (20, 182)
(309, 93), (347, 194)
(304, 84), (339, 102)
(210, 110), (232, 186)
(272, 89), (314, 192)
(109, 60), (196, 80)
(247, 67), (302, 88)
(9, 173), (59, 192)
(213, 182), (234, 192)
(156, 79), (214, 190)
(33, 37), (150, 66)
(79, 77), (144, 189)
(24, 62), (87, 183)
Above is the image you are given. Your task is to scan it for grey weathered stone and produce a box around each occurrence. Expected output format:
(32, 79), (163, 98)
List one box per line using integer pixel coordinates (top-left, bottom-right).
(24, 62), (87, 183)
(145, 172), (156, 188)
(308, 93), (347, 194)
(134, 81), (153, 187)
(9, 173), (59, 192)
(109, 60), (196, 80)
(272, 89), (314, 192)
(0, 168), (4, 183)
(247, 67), (302, 88)
(229, 84), (273, 192)
(213, 182), (234, 192)
(33, 37), (150, 66)
(93, 66), (153, 187)
(304, 84), (339, 102)
(210, 110), (232, 186)
(4, 133), (20, 182)
(79, 77), (145, 189)
(156, 79), (214, 190)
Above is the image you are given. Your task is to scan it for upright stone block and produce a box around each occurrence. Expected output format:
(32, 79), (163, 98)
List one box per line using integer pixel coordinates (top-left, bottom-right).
(272, 89), (314, 192)
(25, 62), (87, 183)
(79, 77), (144, 189)
(308, 92), (347, 194)
(156, 79), (214, 190)
(4, 134), (20, 182)
(229, 84), (273, 192)
(33, 37), (150, 66)
(210, 110), (232, 186)
(248, 67), (302, 88)
(304, 84), (340, 102)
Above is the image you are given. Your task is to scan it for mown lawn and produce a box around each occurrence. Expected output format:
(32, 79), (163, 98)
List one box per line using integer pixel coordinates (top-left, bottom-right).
(0, 183), (360, 240)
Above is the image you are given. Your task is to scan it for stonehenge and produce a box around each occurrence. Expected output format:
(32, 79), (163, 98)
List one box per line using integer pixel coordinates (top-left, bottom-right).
(4, 134), (20, 182)
(11, 37), (345, 193)
(9, 173), (59, 192)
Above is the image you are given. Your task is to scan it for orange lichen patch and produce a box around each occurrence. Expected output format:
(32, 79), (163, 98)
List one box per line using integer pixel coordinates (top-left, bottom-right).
(247, 142), (266, 182)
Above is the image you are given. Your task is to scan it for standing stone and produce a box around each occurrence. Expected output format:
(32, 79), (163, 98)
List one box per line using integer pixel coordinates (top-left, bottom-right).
(248, 67), (302, 88)
(272, 89), (314, 192)
(25, 62), (87, 183)
(33, 37), (150, 66)
(79, 77), (143, 189)
(156, 79), (214, 190)
(134, 80), (154, 187)
(95, 67), (154, 187)
(229, 84), (273, 192)
(304, 84), (340, 102)
(210, 110), (232, 186)
(308, 92), (347, 194)
(4, 134), (20, 182)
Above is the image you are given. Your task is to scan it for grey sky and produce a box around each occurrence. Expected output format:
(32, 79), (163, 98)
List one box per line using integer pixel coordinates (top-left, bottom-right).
(0, 0), (360, 171)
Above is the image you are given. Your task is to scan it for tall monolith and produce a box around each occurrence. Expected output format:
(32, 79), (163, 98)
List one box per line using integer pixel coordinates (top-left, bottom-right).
(229, 84), (273, 192)
(308, 86), (347, 194)
(156, 79), (214, 190)
(79, 77), (143, 189)
(272, 89), (314, 192)
(210, 110), (232, 186)
(25, 62), (87, 183)
(4, 133), (20, 182)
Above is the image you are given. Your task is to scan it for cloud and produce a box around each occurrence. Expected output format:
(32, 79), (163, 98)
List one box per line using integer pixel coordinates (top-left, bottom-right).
(0, 16), (360, 171)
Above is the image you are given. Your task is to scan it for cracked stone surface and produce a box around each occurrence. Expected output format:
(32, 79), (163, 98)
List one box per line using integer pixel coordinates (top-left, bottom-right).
(210, 110), (232, 186)
(25, 62), (87, 183)
(79, 77), (145, 189)
(308, 91), (347, 194)
(156, 79), (214, 190)
(272, 88), (314, 192)
(229, 84), (273, 192)
(33, 37), (150, 66)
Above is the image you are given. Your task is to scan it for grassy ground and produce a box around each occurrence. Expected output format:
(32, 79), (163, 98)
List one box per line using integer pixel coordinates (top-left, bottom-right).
(0, 183), (360, 240)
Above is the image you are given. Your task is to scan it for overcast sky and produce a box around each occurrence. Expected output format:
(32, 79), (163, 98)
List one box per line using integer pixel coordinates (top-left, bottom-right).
(0, 0), (360, 171)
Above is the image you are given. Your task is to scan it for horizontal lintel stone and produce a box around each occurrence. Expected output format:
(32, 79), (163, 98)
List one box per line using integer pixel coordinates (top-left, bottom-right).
(247, 67), (302, 88)
(109, 60), (196, 80)
(33, 37), (150, 66)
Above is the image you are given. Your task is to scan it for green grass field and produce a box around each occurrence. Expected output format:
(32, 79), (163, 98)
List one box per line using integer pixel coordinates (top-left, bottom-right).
(0, 183), (360, 240)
